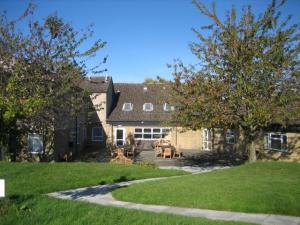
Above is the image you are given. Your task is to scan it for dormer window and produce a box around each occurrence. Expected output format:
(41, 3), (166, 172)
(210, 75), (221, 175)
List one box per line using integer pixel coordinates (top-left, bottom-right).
(143, 103), (153, 111)
(122, 102), (133, 111)
(163, 103), (175, 111)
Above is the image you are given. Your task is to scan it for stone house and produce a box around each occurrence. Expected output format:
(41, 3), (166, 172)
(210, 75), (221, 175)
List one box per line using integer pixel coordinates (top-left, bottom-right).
(49, 76), (300, 161)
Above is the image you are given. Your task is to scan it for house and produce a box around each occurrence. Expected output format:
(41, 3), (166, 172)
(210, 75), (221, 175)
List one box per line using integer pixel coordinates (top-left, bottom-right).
(50, 76), (299, 161)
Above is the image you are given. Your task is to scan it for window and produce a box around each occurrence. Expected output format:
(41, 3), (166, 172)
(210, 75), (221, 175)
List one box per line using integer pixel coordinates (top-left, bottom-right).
(92, 127), (103, 142)
(153, 129), (161, 139)
(143, 128), (151, 139)
(28, 133), (43, 154)
(203, 129), (212, 150)
(265, 133), (288, 152)
(163, 103), (175, 111)
(143, 103), (153, 111)
(134, 128), (143, 139)
(134, 128), (170, 140)
(135, 128), (142, 133)
(162, 128), (170, 138)
(115, 128), (125, 146)
(225, 131), (235, 144)
(122, 102), (133, 111)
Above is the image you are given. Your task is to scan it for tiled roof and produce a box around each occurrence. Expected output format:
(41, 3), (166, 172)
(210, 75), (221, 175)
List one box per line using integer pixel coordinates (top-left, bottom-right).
(78, 76), (112, 93)
(107, 83), (172, 122)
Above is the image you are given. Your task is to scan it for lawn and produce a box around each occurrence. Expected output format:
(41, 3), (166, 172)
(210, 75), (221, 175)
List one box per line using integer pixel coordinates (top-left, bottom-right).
(0, 162), (187, 195)
(0, 162), (252, 225)
(113, 162), (300, 216)
(0, 196), (253, 225)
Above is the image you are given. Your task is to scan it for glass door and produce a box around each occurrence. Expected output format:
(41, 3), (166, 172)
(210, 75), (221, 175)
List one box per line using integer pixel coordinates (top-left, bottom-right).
(203, 129), (212, 150)
(115, 128), (125, 146)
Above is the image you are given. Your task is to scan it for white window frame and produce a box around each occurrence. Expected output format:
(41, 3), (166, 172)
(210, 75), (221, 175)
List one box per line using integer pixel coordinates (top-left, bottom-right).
(92, 127), (104, 142)
(225, 131), (235, 144)
(134, 128), (170, 140)
(114, 128), (126, 146)
(163, 103), (175, 111)
(266, 133), (288, 152)
(203, 128), (213, 151)
(122, 102), (133, 111)
(143, 103), (153, 112)
(28, 133), (44, 154)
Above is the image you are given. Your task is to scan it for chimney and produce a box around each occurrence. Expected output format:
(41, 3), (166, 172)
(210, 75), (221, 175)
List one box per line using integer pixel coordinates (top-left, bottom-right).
(105, 75), (108, 83)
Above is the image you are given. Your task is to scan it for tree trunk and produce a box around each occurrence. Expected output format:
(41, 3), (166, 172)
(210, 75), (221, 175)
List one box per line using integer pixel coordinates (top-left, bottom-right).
(236, 128), (246, 157)
(237, 127), (257, 162)
(248, 141), (257, 163)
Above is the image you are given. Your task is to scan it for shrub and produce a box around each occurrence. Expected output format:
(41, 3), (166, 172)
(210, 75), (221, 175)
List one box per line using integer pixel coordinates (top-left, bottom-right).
(136, 160), (157, 169)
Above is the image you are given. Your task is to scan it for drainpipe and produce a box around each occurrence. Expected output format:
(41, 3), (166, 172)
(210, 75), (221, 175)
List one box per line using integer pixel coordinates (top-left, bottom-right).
(111, 124), (114, 146)
(175, 126), (178, 146)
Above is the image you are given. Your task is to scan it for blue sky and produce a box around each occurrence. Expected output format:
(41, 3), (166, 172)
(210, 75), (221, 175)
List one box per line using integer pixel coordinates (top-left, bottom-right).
(1, 0), (299, 83)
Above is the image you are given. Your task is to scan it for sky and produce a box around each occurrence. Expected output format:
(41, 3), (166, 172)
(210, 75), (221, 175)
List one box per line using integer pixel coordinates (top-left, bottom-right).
(0, 0), (299, 83)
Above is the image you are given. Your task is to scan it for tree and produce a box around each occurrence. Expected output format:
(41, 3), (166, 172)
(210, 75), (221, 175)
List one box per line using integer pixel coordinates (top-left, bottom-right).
(0, 4), (106, 160)
(143, 76), (168, 84)
(170, 0), (300, 162)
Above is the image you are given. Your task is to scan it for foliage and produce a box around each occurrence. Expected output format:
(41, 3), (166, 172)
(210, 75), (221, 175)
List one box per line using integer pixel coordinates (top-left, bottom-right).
(0, 3), (106, 160)
(113, 162), (300, 216)
(143, 76), (169, 84)
(169, 0), (300, 161)
(136, 160), (157, 169)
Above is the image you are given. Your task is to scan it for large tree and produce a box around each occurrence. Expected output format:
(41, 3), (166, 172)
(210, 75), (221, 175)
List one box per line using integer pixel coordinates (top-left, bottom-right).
(0, 4), (106, 160)
(170, 0), (300, 162)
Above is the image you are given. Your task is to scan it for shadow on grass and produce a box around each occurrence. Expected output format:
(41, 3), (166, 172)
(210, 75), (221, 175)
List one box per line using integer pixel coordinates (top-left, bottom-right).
(56, 178), (134, 200)
(113, 176), (135, 183)
(98, 181), (106, 185)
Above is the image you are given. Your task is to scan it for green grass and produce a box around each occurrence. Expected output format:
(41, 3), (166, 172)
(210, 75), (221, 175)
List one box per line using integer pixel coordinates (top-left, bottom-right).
(0, 196), (252, 225)
(0, 162), (252, 225)
(113, 162), (300, 216)
(0, 162), (187, 195)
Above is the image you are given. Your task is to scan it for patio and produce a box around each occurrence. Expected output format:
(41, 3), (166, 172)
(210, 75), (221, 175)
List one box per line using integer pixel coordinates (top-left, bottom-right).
(135, 149), (246, 167)
(79, 144), (246, 168)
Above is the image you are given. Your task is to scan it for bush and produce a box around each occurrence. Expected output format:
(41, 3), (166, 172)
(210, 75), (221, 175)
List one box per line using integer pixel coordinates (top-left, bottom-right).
(136, 160), (157, 169)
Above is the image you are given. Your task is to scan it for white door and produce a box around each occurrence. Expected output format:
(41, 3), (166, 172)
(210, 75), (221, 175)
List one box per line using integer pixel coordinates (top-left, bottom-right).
(203, 129), (212, 150)
(115, 128), (125, 146)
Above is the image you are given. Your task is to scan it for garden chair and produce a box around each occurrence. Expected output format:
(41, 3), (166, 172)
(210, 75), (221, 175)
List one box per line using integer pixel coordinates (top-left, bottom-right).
(126, 145), (136, 157)
(155, 146), (163, 157)
(173, 145), (183, 158)
(163, 147), (172, 158)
